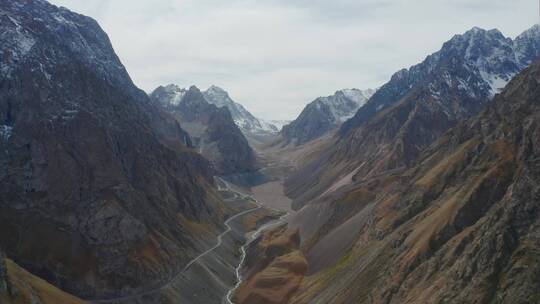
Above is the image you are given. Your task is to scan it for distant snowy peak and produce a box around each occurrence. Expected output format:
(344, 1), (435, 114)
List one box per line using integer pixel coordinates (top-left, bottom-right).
(262, 120), (290, 132)
(281, 87), (376, 145)
(340, 88), (375, 106)
(203, 85), (233, 107)
(514, 24), (540, 67)
(202, 85), (283, 135)
(152, 84), (280, 134)
(315, 88), (376, 122)
(154, 84), (188, 107)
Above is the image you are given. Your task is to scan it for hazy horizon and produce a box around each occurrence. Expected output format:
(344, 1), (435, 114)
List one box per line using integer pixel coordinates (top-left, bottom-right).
(48, 0), (536, 120)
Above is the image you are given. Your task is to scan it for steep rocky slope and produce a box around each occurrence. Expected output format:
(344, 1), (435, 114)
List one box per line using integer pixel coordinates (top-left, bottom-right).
(286, 26), (540, 209)
(150, 84), (257, 175)
(234, 227), (307, 304)
(0, 251), (86, 304)
(0, 0), (228, 300)
(287, 57), (540, 304)
(203, 85), (279, 134)
(281, 89), (374, 145)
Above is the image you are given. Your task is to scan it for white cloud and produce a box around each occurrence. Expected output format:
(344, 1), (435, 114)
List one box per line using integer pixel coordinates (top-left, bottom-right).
(49, 0), (536, 120)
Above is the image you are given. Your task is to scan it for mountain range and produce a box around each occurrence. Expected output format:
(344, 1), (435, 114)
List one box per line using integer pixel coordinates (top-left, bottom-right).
(1, 1), (540, 304)
(234, 25), (540, 304)
(278, 53), (540, 304)
(287, 25), (540, 209)
(203, 85), (281, 134)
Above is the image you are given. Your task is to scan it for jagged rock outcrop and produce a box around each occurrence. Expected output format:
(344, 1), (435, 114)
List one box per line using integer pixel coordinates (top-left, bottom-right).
(286, 26), (540, 209)
(0, 0), (226, 300)
(288, 58), (540, 304)
(150, 84), (257, 175)
(281, 89), (374, 145)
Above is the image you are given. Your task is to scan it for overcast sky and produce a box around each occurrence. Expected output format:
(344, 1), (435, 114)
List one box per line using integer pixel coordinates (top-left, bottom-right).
(48, 0), (536, 120)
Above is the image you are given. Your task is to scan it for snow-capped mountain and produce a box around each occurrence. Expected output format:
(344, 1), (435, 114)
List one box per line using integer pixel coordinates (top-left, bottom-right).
(150, 85), (257, 175)
(341, 25), (540, 135)
(202, 85), (278, 134)
(289, 25), (540, 212)
(151, 84), (187, 107)
(281, 88), (375, 145)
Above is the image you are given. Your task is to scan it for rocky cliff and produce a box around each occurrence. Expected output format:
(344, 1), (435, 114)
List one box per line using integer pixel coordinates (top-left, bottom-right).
(0, 0), (227, 300)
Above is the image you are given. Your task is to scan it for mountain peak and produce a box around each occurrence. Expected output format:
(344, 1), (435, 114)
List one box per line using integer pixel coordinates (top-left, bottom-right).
(339, 88), (376, 104)
(163, 83), (183, 92)
(205, 85), (231, 102)
(516, 24), (540, 39)
(188, 85), (201, 92)
(207, 85), (227, 93)
(281, 87), (376, 145)
(462, 26), (502, 37)
(202, 86), (279, 134)
(449, 26), (506, 48)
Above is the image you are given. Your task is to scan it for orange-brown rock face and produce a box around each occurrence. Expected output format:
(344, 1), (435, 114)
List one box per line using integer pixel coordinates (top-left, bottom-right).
(234, 228), (308, 304)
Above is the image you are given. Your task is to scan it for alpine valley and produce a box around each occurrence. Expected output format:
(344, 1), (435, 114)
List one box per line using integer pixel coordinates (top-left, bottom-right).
(0, 1), (539, 304)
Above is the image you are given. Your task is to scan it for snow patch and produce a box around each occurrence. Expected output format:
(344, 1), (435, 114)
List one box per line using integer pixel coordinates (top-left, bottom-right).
(0, 125), (13, 141)
(161, 84), (187, 106)
(7, 16), (36, 56)
(53, 13), (77, 27)
(480, 71), (509, 96)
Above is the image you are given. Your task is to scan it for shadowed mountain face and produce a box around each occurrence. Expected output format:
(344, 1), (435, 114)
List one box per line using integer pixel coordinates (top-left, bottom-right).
(286, 26), (540, 209)
(150, 84), (257, 175)
(287, 58), (540, 304)
(0, 0), (227, 299)
(281, 89), (375, 145)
